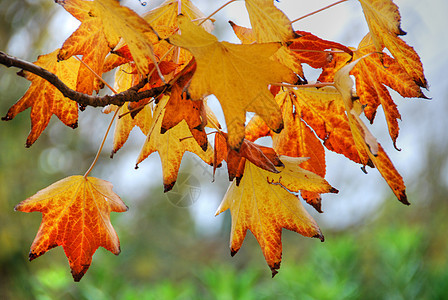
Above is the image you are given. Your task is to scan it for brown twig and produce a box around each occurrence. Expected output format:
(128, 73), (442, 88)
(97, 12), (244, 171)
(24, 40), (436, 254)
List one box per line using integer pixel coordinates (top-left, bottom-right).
(0, 51), (170, 107)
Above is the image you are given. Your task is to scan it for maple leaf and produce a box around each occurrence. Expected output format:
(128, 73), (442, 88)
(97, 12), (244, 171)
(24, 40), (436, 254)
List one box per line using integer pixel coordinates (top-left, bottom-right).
(358, 0), (427, 88)
(103, 58), (180, 156)
(350, 34), (427, 148)
(272, 91), (327, 212)
(144, 0), (213, 39)
(161, 59), (208, 150)
(282, 87), (364, 165)
(57, 0), (110, 94)
(318, 34), (427, 148)
(168, 15), (295, 150)
(214, 132), (283, 184)
(216, 156), (337, 276)
(15, 175), (128, 281)
(229, 21), (303, 78)
(244, 0), (295, 43)
(288, 31), (353, 69)
(2, 49), (80, 147)
(333, 57), (409, 204)
(57, 0), (159, 76)
(136, 96), (213, 192)
(244, 89), (348, 212)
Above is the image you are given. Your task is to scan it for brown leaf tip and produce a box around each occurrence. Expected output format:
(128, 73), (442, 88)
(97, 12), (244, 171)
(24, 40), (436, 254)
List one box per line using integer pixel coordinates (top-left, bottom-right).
(313, 233), (325, 242)
(1, 114), (12, 121)
(330, 187), (339, 194)
(69, 121), (78, 129)
(164, 181), (175, 193)
(72, 266), (89, 282)
(399, 192), (410, 206)
(270, 262), (281, 278)
(230, 248), (238, 257)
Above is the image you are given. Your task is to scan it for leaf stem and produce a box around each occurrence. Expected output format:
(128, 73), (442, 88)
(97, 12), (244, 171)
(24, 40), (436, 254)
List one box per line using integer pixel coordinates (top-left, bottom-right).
(198, 0), (238, 26)
(84, 108), (120, 178)
(290, 0), (349, 24)
(271, 82), (335, 88)
(74, 56), (118, 94)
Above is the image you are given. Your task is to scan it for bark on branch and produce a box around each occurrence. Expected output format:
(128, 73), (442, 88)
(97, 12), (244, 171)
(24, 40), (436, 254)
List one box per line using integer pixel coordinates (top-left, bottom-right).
(0, 51), (170, 107)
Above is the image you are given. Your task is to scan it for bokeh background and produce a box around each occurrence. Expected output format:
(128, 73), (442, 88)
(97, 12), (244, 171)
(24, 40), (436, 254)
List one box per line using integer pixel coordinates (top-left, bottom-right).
(1, 0), (447, 299)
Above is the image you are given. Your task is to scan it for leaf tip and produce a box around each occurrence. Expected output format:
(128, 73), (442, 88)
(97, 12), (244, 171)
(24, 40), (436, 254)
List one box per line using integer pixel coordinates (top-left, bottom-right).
(71, 268), (88, 282)
(330, 187), (339, 194)
(313, 233), (325, 242)
(270, 262), (281, 278)
(164, 182), (175, 192)
(399, 193), (410, 206)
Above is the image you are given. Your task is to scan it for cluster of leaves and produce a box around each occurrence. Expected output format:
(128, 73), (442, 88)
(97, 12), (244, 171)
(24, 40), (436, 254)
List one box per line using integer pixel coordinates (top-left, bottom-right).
(0, 0), (427, 281)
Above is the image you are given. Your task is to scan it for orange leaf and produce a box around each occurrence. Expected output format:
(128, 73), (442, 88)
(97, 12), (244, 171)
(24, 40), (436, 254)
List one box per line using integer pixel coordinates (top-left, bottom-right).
(214, 132), (283, 184)
(15, 176), (128, 281)
(216, 156), (337, 276)
(291, 87), (364, 165)
(273, 91), (327, 212)
(332, 59), (408, 204)
(2, 49), (79, 147)
(161, 60), (208, 150)
(358, 0), (427, 88)
(168, 15), (295, 150)
(57, 0), (159, 76)
(351, 34), (427, 148)
(57, 0), (110, 94)
(288, 31), (353, 69)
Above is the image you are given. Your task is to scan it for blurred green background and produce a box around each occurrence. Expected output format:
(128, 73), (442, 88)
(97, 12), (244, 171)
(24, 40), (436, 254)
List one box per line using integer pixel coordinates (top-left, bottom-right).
(1, 1), (447, 299)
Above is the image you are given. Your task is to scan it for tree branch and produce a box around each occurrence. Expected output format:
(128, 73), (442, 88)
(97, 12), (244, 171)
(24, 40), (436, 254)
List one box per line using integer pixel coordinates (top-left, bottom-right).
(0, 51), (170, 107)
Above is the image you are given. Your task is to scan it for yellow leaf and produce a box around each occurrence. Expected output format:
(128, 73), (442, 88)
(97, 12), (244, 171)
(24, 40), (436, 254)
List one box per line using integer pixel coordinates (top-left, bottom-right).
(168, 15), (295, 150)
(103, 63), (153, 156)
(136, 96), (213, 191)
(216, 156), (337, 276)
(144, 0), (213, 39)
(245, 0), (295, 43)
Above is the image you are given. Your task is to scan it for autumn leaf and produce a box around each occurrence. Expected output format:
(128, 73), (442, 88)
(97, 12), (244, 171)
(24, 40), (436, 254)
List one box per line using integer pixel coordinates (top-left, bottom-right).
(216, 156), (337, 276)
(2, 49), (80, 147)
(15, 175), (128, 281)
(57, 0), (159, 76)
(272, 91), (327, 212)
(136, 96), (213, 192)
(358, 0), (427, 88)
(229, 21), (303, 77)
(104, 0), (215, 72)
(160, 59), (208, 150)
(103, 58), (179, 157)
(57, 0), (110, 94)
(350, 34), (427, 148)
(144, 0), (213, 39)
(168, 15), (295, 150)
(288, 31), (353, 69)
(214, 132), (283, 184)
(283, 87), (363, 165)
(333, 59), (408, 204)
(244, 0), (295, 43)
(334, 53), (379, 158)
